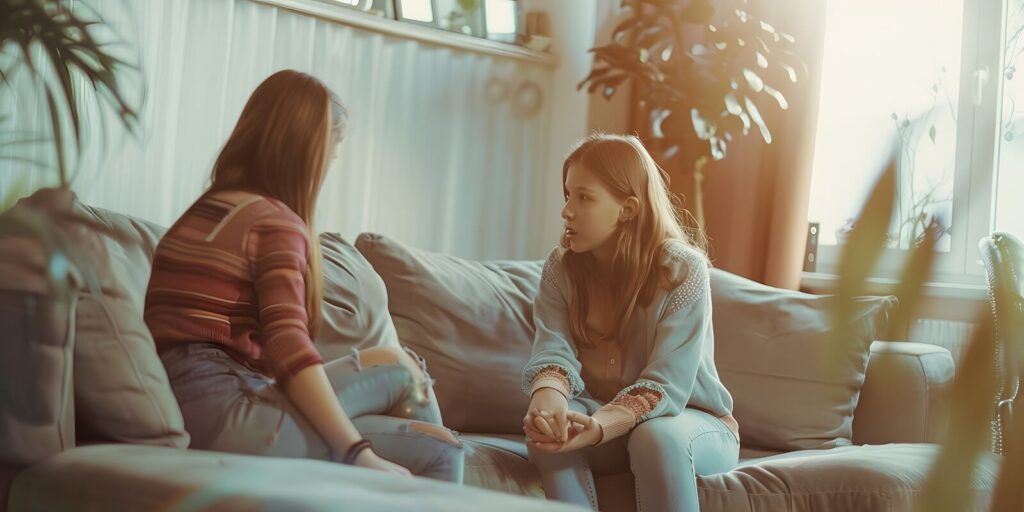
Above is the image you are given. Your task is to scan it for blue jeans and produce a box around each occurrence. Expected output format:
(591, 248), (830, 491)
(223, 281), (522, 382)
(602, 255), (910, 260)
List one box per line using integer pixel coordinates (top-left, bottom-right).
(160, 343), (463, 483)
(528, 399), (739, 511)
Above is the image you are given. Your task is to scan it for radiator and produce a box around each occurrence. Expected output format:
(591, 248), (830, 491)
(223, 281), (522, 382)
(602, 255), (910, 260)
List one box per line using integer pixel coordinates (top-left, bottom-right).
(909, 318), (978, 365)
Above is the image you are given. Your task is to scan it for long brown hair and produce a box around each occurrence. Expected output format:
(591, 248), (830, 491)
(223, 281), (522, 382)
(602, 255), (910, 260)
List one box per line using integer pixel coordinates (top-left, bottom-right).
(208, 70), (347, 337)
(561, 133), (707, 348)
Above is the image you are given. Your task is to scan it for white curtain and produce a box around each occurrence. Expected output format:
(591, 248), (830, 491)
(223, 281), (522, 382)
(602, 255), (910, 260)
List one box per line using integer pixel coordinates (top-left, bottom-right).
(1, 0), (561, 259)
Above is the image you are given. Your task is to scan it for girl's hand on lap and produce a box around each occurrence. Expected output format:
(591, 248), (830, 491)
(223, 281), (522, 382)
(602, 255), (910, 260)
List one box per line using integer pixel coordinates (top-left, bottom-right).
(355, 449), (413, 476)
(529, 411), (603, 453)
(526, 388), (570, 442)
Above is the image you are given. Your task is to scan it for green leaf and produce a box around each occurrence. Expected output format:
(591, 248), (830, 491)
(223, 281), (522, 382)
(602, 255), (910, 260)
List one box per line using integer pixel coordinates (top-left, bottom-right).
(830, 156), (896, 369)
(690, 108), (716, 140)
(882, 218), (941, 339)
(43, 88), (68, 187)
(742, 68), (764, 92)
(744, 96), (770, 144)
(763, 85), (789, 110)
(756, 51), (768, 68)
(723, 93), (742, 115)
(42, 33), (84, 155)
(916, 314), (996, 512)
(781, 64), (798, 82)
(577, 66), (614, 91)
(612, 13), (645, 38)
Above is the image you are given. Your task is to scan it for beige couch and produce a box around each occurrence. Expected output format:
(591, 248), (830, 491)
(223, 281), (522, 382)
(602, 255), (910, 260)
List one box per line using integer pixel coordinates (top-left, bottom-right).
(0, 192), (1001, 511)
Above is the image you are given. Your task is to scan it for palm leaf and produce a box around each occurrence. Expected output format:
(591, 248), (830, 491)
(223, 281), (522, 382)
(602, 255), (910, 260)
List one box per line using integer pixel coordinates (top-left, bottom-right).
(829, 154), (897, 368)
(1, 0), (141, 187)
(916, 315), (996, 512)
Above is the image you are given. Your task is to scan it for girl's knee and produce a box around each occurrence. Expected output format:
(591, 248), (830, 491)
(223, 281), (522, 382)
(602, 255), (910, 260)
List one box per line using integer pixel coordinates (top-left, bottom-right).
(357, 345), (405, 366)
(358, 346), (425, 381)
(627, 418), (688, 455)
(408, 422), (462, 448)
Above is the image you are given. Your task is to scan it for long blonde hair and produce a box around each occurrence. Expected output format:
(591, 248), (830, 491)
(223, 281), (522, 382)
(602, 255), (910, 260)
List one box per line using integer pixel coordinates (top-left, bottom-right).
(208, 70), (346, 337)
(561, 133), (707, 348)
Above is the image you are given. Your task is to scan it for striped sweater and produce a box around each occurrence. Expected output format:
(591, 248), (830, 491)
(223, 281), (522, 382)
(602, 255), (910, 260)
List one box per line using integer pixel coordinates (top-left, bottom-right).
(144, 189), (323, 380)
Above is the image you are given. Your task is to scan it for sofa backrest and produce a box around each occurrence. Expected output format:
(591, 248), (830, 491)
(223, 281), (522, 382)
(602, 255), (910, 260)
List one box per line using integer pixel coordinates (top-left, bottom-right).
(2, 197), (934, 460)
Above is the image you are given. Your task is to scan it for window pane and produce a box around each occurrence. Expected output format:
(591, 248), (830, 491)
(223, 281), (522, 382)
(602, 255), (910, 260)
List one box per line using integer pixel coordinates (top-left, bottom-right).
(995, 0), (1024, 241)
(400, 0), (434, 22)
(485, 0), (517, 35)
(807, 0), (964, 252)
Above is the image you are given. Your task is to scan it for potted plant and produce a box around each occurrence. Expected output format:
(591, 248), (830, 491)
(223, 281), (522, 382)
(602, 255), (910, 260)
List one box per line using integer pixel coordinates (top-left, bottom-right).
(579, 0), (803, 228)
(0, 0), (141, 290)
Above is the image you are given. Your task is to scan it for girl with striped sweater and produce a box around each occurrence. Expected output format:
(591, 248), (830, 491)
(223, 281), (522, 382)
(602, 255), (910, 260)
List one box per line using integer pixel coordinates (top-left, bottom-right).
(145, 70), (462, 481)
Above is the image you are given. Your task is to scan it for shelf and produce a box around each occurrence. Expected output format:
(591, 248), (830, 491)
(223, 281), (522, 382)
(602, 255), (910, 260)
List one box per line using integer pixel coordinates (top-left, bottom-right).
(253, 0), (558, 67)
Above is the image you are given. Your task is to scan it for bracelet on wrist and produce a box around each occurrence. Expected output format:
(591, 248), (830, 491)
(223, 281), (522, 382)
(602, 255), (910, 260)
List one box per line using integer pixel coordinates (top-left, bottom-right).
(341, 439), (373, 465)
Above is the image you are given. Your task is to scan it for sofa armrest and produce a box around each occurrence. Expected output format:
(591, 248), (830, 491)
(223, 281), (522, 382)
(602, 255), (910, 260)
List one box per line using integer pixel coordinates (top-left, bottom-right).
(852, 341), (954, 445)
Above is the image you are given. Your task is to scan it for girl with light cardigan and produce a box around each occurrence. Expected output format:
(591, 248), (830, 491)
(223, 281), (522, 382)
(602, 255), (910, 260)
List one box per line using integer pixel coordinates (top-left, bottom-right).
(522, 134), (739, 511)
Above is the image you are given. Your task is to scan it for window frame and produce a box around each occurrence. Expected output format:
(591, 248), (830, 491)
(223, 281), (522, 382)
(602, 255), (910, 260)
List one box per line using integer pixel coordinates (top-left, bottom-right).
(804, 0), (1007, 296)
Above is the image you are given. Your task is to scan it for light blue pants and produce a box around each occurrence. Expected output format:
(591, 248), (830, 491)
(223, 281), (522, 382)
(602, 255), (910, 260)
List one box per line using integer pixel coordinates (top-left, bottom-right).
(160, 342), (464, 483)
(528, 399), (739, 511)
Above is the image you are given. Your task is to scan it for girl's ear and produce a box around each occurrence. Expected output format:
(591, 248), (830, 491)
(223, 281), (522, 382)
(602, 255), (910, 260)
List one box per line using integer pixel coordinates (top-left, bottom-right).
(620, 197), (640, 223)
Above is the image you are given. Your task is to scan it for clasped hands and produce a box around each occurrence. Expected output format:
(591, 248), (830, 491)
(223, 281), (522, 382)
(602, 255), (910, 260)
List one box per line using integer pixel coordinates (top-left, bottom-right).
(523, 387), (603, 452)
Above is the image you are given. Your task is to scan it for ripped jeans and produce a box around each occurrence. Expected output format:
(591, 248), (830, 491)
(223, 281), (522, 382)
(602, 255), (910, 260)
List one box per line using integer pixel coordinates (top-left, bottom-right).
(528, 398), (738, 511)
(159, 343), (464, 483)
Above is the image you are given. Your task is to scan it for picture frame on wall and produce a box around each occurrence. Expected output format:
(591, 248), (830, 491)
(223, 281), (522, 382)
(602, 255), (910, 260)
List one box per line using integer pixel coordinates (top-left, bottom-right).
(394, 0), (439, 27)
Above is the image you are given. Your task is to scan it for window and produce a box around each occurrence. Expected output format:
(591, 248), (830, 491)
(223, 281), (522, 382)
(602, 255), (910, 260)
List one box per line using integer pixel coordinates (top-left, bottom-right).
(995, 1), (1024, 240)
(397, 0), (437, 24)
(806, 0), (1014, 287)
(484, 0), (517, 42)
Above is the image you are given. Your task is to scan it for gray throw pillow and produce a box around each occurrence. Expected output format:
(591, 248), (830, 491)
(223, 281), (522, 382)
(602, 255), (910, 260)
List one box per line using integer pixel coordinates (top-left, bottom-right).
(0, 189), (189, 458)
(74, 292), (189, 447)
(710, 269), (896, 451)
(355, 233), (542, 434)
(316, 232), (402, 362)
(0, 287), (76, 465)
(70, 199), (189, 448)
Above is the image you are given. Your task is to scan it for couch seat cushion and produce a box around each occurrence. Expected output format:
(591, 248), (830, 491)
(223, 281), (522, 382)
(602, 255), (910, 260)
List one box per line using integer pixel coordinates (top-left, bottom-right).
(699, 443), (998, 512)
(7, 444), (582, 512)
(461, 434), (542, 498)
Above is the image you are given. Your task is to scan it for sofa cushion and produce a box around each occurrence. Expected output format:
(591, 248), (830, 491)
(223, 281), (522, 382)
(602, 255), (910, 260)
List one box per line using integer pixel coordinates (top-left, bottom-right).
(5, 444), (582, 512)
(697, 444), (998, 511)
(710, 269), (896, 451)
(586, 444), (999, 512)
(461, 435), (542, 498)
(73, 291), (189, 447)
(0, 190), (95, 464)
(73, 203), (167, 311)
(0, 189), (188, 450)
(853, 341), (954, 445)
(354, 233), (542, 434)
(316, 233), (403, 362)
(0, 289), (76, 465)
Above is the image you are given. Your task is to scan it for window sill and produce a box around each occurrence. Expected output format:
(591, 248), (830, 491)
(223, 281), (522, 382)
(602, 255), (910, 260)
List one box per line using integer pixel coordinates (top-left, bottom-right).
(801, 271), (989, 301)
(253, 0), (559, 67)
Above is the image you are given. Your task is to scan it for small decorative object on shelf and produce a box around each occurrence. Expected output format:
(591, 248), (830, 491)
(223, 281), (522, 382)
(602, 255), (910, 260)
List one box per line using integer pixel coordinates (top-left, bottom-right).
(519, 10), (550, 52)
(389, 0), (534, 51)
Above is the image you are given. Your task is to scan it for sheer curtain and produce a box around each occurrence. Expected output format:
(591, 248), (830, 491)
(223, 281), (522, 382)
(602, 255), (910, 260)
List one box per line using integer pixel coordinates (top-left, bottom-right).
(1, 0), (559, 259)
